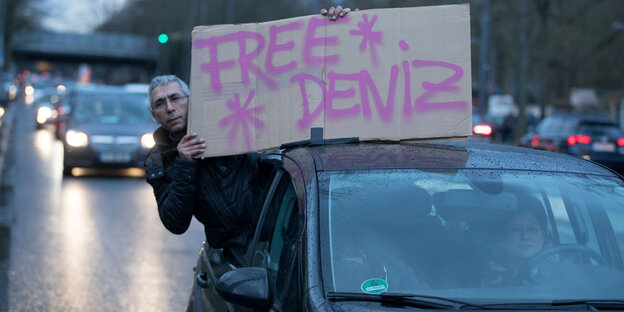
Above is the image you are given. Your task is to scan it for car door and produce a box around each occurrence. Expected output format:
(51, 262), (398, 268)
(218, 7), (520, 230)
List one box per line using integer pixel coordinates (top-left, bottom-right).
(188, 168), (304, 311)
(187, 161), (281, 312)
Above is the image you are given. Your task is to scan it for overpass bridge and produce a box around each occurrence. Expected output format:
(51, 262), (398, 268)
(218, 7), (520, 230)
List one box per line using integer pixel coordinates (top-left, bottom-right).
(10, 31), (161, 84)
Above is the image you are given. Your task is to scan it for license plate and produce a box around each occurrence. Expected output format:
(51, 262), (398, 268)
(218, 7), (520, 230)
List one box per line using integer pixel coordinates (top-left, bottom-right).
(99, 152), (131, 163)
(592, 142), (615, 152)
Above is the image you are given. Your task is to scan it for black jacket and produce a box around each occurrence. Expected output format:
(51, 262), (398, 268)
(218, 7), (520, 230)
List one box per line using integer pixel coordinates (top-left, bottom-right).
(145, 127), (263, 249)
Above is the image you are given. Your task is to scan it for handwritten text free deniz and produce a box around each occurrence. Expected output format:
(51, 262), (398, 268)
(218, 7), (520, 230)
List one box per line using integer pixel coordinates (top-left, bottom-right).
(189, 5), (472, 157)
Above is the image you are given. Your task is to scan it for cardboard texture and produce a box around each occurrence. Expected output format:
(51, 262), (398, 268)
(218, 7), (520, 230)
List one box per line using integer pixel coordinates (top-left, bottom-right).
(189, 4), (472, 157)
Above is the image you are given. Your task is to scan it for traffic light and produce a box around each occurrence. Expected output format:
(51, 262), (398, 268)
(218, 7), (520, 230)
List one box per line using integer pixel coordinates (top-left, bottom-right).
(158, 33), (169, 44)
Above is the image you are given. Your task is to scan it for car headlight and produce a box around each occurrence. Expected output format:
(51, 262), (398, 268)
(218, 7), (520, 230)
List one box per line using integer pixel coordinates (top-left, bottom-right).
(24, 85), (34, 96)
(37, 106), (52, 124)
(141, 133), (155, 148)
(66, 130), (89, 147)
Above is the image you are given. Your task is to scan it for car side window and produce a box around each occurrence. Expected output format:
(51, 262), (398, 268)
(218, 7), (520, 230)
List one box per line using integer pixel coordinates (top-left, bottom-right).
(252, 173), (300, 306)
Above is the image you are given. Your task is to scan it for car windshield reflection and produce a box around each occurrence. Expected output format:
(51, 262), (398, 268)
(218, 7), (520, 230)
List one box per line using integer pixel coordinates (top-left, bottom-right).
(73, 94), (152, 125)
(320, 169), (624, 301)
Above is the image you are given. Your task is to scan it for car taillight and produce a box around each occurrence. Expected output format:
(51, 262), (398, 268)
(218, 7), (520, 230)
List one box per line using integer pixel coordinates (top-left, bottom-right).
(473, 124), (492, 136)
(531, 135), (540, 147)
(618, 138), (624, 146)
(567, 135), (591, 146)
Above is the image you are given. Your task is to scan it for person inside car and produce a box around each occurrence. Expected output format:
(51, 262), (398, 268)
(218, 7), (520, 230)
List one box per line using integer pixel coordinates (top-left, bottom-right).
(482, 199), (552, 287)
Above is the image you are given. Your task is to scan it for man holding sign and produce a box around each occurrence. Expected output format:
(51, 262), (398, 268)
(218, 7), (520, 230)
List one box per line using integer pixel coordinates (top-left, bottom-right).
(144, 7), (353, 264)
(145, 75), (265, 264)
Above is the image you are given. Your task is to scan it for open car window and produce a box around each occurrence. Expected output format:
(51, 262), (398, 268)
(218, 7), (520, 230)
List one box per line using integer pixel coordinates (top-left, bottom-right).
(251, 172), (301, 305)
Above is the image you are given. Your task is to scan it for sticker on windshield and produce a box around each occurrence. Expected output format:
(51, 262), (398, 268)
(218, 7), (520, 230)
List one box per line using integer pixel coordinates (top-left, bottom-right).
(360, 278), (388, 294)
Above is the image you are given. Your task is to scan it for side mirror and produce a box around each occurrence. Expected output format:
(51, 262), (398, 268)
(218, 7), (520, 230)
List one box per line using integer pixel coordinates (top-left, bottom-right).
(216, 267), (272, 311)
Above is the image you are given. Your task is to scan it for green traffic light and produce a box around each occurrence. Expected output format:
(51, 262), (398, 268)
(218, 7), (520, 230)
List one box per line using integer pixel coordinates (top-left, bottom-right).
(158, 33), (169, 44)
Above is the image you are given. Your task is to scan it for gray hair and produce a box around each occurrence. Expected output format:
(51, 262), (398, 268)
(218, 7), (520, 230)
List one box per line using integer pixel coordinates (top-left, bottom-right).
(148, 75), (190, 103)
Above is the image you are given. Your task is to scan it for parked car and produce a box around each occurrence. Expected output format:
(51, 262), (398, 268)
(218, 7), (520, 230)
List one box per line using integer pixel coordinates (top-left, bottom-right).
(520, 114), (624, 172)
(187, 139), (624, 311)
(62, 85), (156, 175)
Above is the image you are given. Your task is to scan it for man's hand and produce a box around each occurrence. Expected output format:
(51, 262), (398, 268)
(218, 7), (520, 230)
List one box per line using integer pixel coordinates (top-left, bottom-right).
(321, 6), (358, 21)
(177, 133), (206, 160)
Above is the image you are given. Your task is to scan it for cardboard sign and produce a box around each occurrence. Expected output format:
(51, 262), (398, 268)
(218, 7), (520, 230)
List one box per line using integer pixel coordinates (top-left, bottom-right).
(189, 4), (472, 157)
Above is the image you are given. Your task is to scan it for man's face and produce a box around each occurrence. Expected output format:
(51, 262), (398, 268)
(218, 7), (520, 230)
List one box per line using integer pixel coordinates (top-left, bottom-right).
(150, 82), (189, 137)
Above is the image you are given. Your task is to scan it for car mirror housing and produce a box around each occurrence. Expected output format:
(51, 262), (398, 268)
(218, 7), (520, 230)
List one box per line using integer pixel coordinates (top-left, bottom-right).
(216, 267), (272, 311)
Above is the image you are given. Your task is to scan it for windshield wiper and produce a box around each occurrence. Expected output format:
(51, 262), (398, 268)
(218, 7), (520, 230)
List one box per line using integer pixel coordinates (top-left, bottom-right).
(326, 291), (487, 310)
(553, 299), (624, 310)
(482, 300), (624, 310)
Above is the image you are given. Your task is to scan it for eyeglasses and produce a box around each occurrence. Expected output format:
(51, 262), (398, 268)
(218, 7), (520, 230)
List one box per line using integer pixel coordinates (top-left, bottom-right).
(506, 225), (543, 238)
(152, 94), (188, 112)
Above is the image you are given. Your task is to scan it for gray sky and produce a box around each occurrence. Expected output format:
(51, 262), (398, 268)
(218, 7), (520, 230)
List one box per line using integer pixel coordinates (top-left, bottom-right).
(41, 0), (126, 33)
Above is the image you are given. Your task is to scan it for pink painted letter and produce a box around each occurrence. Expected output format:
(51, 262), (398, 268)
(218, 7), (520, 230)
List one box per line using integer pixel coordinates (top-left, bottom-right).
(291, 73), (326, 131)
(303, 17), (340, 67)
(412, 60), (468, 112)
(265, 21), (302, 75)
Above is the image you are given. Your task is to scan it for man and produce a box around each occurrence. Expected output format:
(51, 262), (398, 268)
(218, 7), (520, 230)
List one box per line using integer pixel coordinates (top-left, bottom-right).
(144, 7), (354, 262)
(145, 75), (264, 263)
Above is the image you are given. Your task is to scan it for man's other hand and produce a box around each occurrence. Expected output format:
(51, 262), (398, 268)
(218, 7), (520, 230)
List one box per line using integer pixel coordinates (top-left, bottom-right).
(320, 6), (358, 21)
(178, 133), (206, 160)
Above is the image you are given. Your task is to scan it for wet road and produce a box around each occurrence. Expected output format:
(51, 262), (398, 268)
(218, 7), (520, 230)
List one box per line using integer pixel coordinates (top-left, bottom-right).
(0, 100), (204, 311)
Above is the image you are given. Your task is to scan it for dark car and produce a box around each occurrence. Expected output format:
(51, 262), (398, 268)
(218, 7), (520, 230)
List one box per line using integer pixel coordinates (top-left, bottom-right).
(62, 85), (156, 175)
(186, 139), (624, 311)
(520, 114), (624, 172)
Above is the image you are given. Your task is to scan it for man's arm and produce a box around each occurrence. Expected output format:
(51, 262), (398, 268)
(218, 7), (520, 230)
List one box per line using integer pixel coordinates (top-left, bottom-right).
(145, 132), (206, 234)
(145, 149), (200, 234)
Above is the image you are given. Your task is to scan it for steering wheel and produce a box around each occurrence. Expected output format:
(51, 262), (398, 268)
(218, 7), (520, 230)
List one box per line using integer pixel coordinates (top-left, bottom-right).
(514, 244), (606, 285)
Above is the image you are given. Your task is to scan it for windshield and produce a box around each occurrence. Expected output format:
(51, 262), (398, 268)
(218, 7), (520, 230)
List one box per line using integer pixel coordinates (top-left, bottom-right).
(319, 169), (624, 302)
(72, 93), (151, 125)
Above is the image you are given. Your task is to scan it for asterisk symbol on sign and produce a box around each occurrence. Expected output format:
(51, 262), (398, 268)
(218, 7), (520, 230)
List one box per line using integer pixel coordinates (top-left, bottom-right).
(349, 14), (383, 65)
(218, 89), (265, 150)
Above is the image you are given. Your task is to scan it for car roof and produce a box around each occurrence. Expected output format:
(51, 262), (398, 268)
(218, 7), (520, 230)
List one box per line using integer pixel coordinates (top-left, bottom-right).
(286, 141), (615, 176)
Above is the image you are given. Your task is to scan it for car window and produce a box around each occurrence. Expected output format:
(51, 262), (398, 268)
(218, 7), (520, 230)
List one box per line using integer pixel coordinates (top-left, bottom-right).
(73, 93), (152, 125)
(319, 169), (624, 301)
(537, 116), (577, 134)
(282, 252), (302, 311)
(577, 121), (621, 136)
(251, 173), (300, 307)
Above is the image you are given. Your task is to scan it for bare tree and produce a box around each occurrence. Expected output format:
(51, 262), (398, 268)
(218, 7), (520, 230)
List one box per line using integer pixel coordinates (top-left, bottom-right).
(2, 0), (47, 71)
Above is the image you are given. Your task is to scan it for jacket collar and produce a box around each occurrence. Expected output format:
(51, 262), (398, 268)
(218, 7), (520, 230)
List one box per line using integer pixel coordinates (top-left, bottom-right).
(153, 127), (180, 152)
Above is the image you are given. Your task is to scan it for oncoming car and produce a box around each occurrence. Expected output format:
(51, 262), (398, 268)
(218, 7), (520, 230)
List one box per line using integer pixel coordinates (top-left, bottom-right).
(187, 140), (624, 311)
(62, 85), (156, 175)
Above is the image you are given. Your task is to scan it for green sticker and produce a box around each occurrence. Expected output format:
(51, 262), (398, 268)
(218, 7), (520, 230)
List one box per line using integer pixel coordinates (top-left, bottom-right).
(360, 278), (388, 294)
